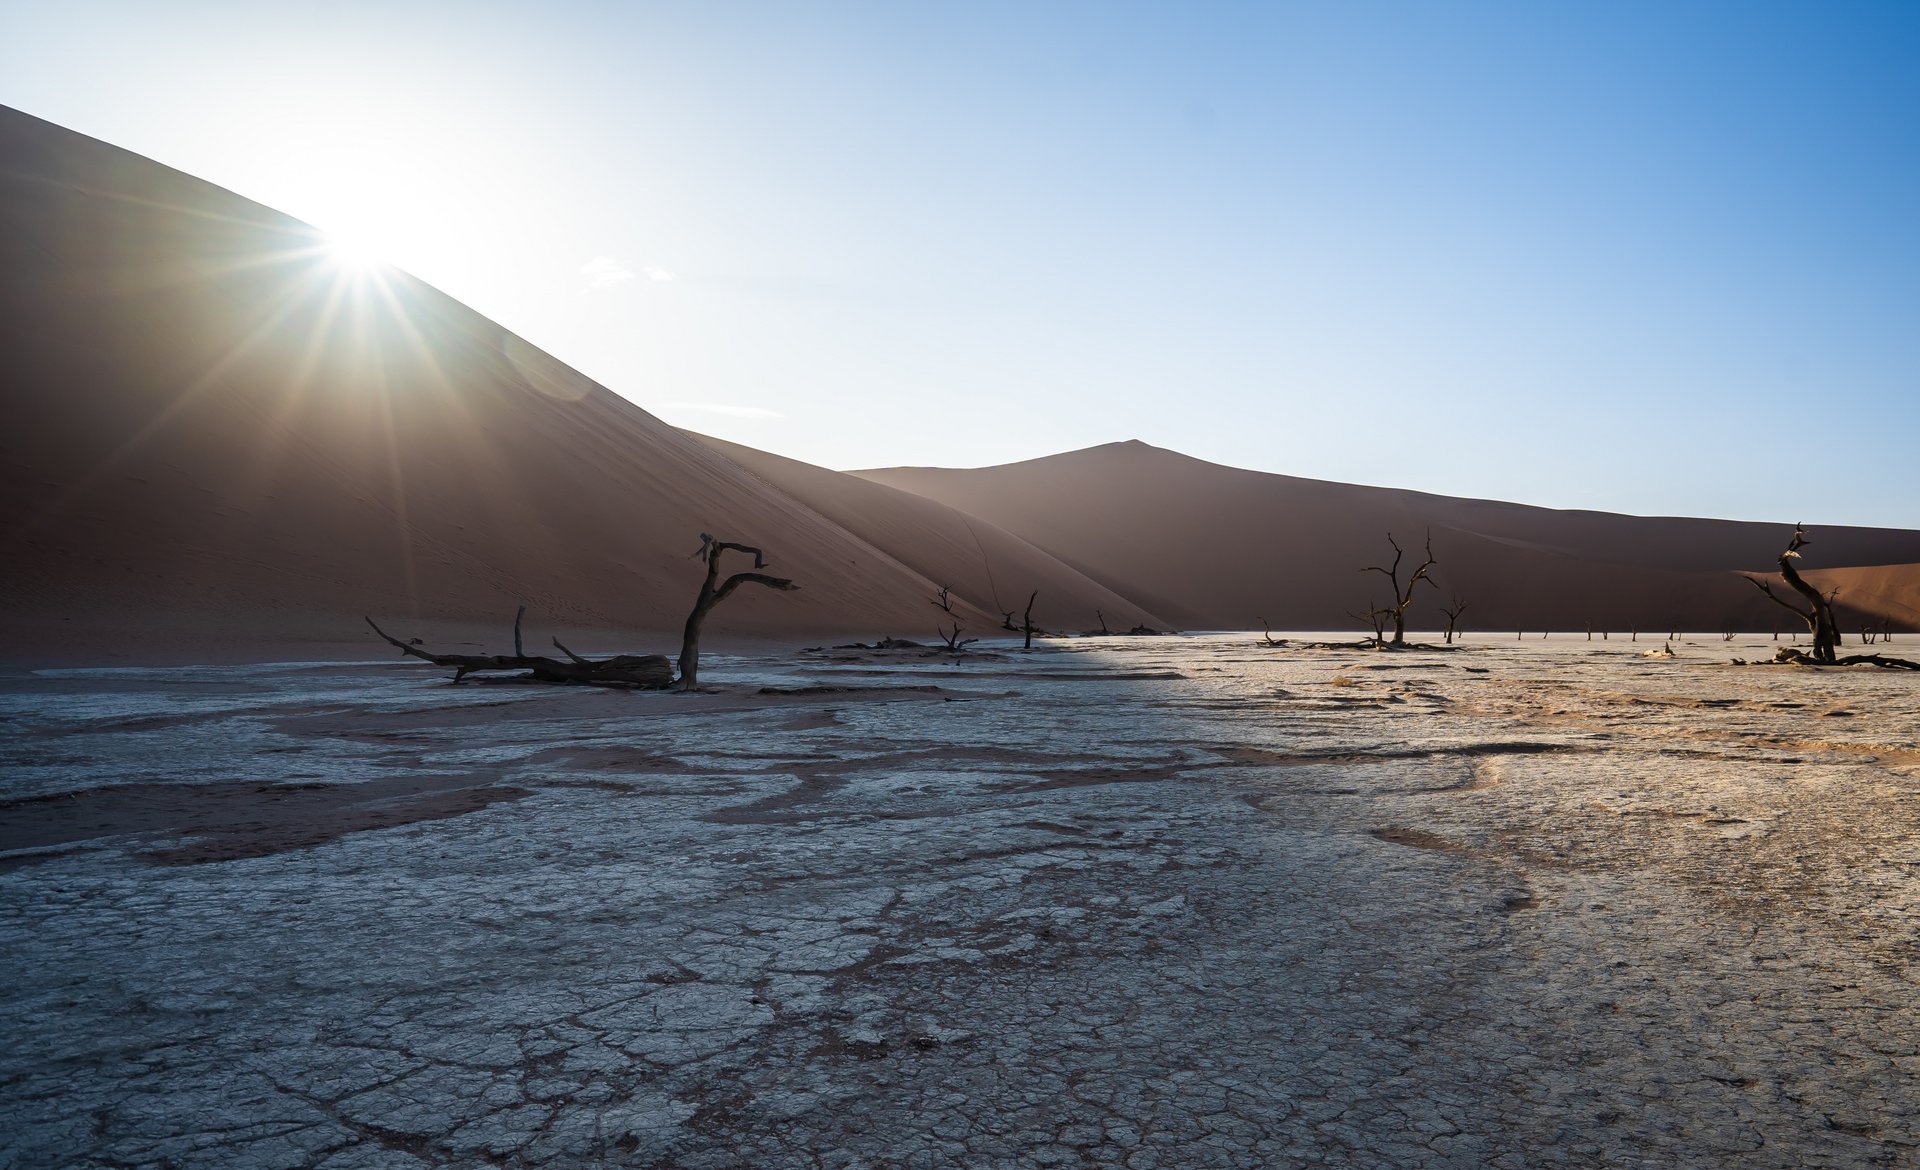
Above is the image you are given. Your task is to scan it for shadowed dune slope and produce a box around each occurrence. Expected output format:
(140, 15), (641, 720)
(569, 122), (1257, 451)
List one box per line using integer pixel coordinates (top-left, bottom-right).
(0, 106), (994, 662)
(688, 433), (1169, 634)
(856, 441), (1920, 632)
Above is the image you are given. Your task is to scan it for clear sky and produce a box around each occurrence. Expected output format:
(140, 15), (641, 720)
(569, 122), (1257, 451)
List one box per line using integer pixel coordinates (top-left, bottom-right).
(5, 1), (1917, 525)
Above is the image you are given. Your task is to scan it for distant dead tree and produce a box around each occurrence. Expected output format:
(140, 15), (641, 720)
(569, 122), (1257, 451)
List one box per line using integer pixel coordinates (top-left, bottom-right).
(1023, 591), (1038, 650)
(1095, 610), (1111, 635)
(1747, 525), (1840, 664)
(1440, 597), (1467, 644)
(1000, 608), (1019, 632)
(678, 535), (798, 689)
(1259, 616), (1281, 646)
(1359, 533), (1438, 647)
(931, 585), (956, 615)
(1348, 604), (1391, 645)
(937, 621), (978, 653)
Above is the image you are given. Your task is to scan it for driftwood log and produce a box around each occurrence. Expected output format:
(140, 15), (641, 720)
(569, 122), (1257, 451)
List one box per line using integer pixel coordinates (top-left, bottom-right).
(365, 615), (672, 687)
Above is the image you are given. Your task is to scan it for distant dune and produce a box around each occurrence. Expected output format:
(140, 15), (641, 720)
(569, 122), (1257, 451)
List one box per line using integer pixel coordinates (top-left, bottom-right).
(855, 441), (1920, 634)
(689, 434), (1168, 633)
(4, 104), (1915, 666)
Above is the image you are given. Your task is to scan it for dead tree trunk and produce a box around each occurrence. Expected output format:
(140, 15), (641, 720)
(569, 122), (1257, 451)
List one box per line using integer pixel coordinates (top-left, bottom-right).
(1023, 591), (1038, 650)
(366, 615), (672, 687)
(678, 535), (798, 689)
(1747, 525), (1839, 664)
(1440, 597), (1467, 644)
(1360, 533), (1438, 646)
(1001, 609), (1018, 632)
(1095, 610), (1110, 635)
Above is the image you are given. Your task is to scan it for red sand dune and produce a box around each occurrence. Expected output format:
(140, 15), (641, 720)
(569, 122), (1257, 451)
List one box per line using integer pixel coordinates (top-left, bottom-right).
(689, 434), (1168, 633)
(856, 442), (1920, 633)
(4, 104), (1916, 666)
(1799, 564), (1920, 632)
(0, 105), (1011, 663)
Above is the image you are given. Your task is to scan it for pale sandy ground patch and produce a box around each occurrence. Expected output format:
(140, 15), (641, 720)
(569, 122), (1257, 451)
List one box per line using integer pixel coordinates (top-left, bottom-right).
(1, 635), (1915, 1168)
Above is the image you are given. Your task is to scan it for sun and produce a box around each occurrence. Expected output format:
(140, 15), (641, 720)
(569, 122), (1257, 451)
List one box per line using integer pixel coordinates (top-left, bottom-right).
(320, 228), (392, 276)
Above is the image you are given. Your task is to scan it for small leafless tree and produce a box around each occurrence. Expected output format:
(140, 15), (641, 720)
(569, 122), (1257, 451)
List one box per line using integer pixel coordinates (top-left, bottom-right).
(1747, 525), (1840, 664)
(1359, 533), (1438, 646)
(678, 535), (798, 689)
(1000, 609), (1019, 632)
(931, 585), (956, 615)
(1094, 610), (1110, 635)
(1440, 597), (1467, 644)
(937, 621), (978, 653)
(1347, 604), (1391, 645)
(1023, 591), (1038, 650)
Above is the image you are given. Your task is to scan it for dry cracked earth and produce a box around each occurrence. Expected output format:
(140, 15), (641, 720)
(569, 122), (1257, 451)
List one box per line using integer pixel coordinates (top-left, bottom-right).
(2, 634), (1917, 1168)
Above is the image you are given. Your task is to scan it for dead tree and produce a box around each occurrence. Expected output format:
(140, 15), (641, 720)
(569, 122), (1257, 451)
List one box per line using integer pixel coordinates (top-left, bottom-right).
(937, 621), (979, 653)
(1440, 597), (1467, 644)
(366, 612), (672, 687)
(1023, 591), (1038, 650)
(1360, 533), (1438, 646)
(1347, 604), (1390, 646)
(678, 535), (798, 689)
(1258, 616), (1280, 646)
(1095, 610), (1111, 635)
(1001, 609), (1019, 632)
(1747, 525), (1840, 664)
(931, 586), (956, 615)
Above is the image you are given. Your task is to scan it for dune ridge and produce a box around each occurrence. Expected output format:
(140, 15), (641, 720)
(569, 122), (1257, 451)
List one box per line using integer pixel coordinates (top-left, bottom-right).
(854, 441), (1920, 633)
(4, 104), (1916, 666)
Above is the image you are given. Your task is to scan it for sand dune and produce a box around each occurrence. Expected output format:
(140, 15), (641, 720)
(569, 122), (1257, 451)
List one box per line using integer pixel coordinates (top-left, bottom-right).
(0, 105), (998, 663)
(856, 441), (1920, 633)
(688, 433), (1169, 634)
(1800, 564), (1920, 632)
(5, 104), (1915, 667)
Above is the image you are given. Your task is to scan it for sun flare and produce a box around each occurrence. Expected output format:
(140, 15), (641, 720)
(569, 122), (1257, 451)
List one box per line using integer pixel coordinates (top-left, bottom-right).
(320, 228), (391, 276)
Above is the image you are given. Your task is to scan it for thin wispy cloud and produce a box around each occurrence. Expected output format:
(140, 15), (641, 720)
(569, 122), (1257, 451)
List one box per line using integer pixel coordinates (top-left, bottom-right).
(663, 402), (784, 420)
(580, 256), (636, 289)
(642, 264), (678, 282)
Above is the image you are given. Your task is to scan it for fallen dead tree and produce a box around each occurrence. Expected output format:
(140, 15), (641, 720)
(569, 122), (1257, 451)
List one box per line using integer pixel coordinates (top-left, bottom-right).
(369, 533), (796, 690)
(365, 611), (672, 687)
(1760, 648), (1920, 670)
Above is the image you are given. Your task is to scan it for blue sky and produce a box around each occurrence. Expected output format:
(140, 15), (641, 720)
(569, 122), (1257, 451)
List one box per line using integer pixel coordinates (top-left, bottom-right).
(5, 1), (1917, 525)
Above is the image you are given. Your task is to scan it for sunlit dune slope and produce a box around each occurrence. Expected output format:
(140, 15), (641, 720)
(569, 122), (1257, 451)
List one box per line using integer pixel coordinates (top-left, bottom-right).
(856, 441), (1920, 632)
(0, 105), (998, 661)
(1797, 564), (1920, 632)
(688, 433), (1169, 634)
